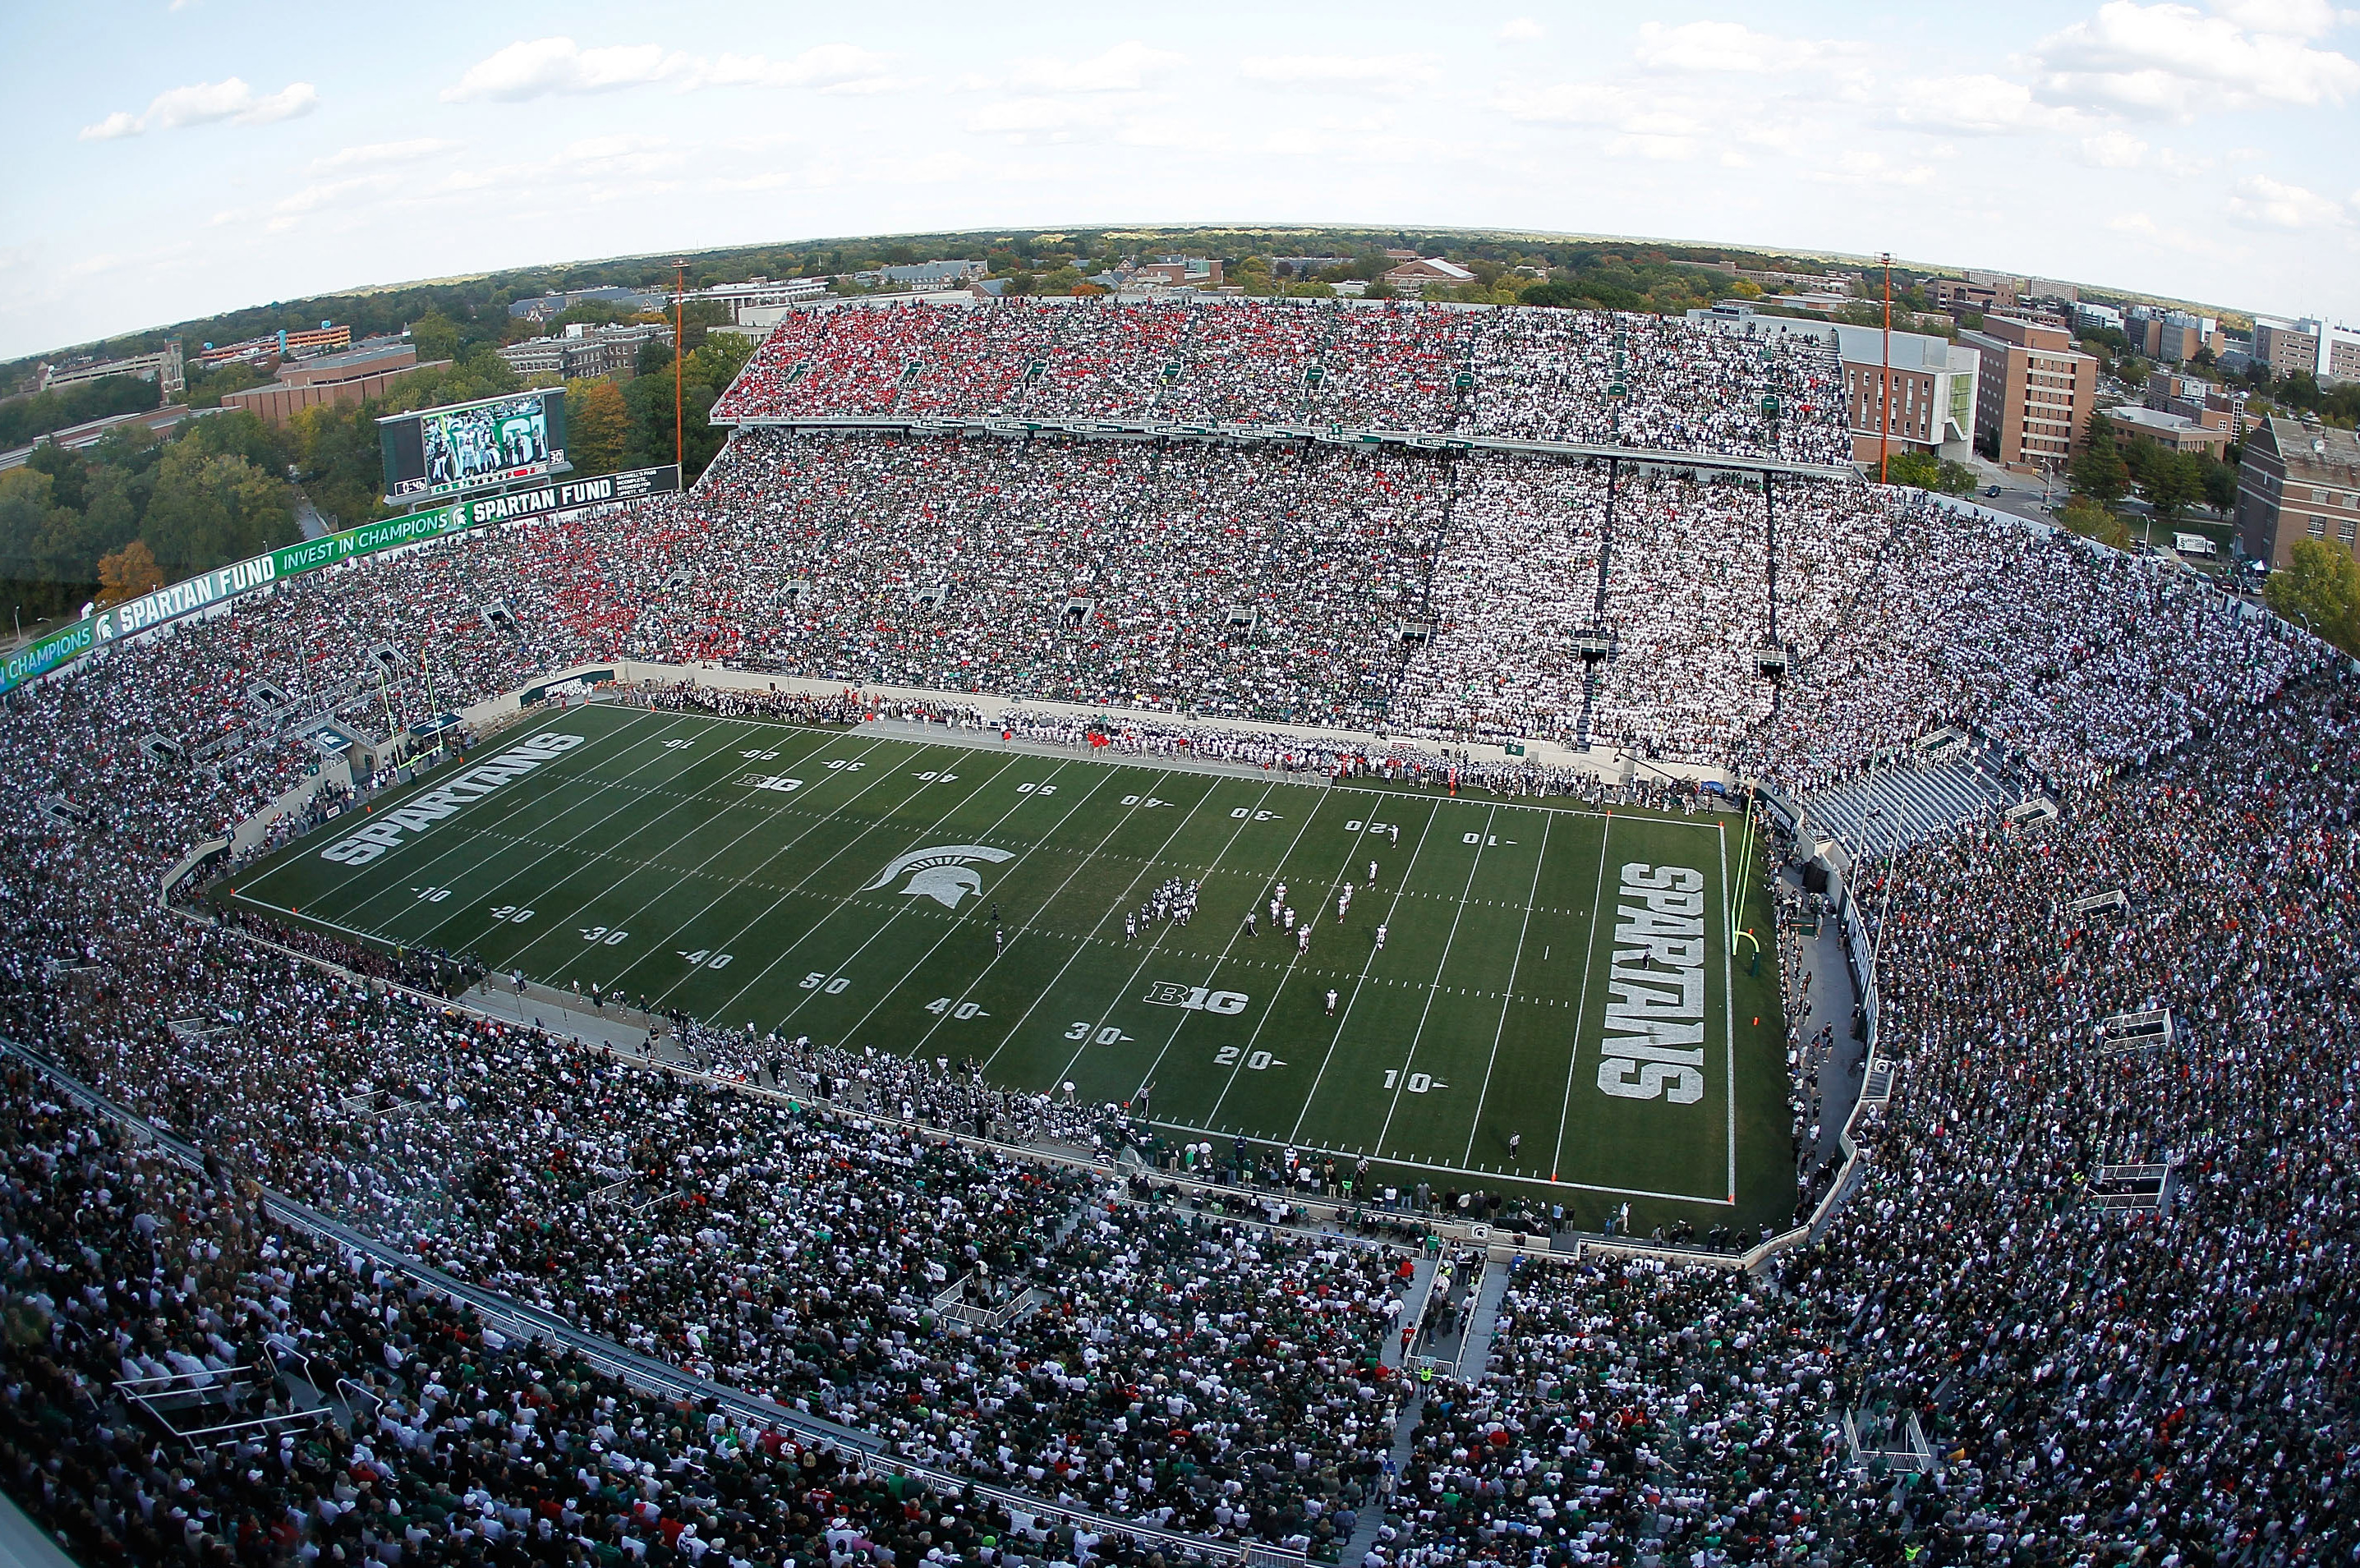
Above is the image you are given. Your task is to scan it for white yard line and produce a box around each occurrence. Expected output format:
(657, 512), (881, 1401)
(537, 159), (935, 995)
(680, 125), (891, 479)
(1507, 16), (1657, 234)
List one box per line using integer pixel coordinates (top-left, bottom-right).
(976, 775), (1236, 1074)
(558, 732), (913, 996)
(1461, 811), (1553, 1164)
(1721, 816), (1737, 1204)
(691, 751), (1030, 1019)
(1369, 805), (1498, 1157)
(1549, 815), (1617, 1183)
(489, 729), (904, 974)
(1201, 796), (1413, 1131)
(365, 712), (753, 948)
(1280, 799), (1443, 1143)
(777, 757), (1115, 1032)
(1092, 784), (1329, 1106)
(263, 706), (681, 919)
(892, 770), (1200, 1065)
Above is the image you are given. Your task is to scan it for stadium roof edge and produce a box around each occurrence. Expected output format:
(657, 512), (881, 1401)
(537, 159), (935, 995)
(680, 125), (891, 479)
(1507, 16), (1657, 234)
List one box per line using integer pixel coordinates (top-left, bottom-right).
(712, 416), (1861, 481)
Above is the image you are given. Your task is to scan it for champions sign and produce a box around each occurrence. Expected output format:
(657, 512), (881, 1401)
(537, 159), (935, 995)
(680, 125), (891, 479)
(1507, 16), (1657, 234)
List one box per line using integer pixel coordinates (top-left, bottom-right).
(0, 465), (680, 698)
(318, 731), (587, 865)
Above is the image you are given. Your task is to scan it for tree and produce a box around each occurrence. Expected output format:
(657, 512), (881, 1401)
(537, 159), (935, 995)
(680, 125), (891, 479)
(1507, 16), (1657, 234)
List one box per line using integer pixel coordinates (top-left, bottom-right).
(2056, 494), (2131, 550)
(288, 401), (386, 529)
(2264, 539), (2360, 655)
(2139, 449), (2204, 523)
(2198, 452), (2238, 513)
(2070, 410), (2130, 504)
(0, 470), (81, 606)
(623, 335), (752, 481)
(140, 444), (296, 577)
(565, 377), (629, 476)
(409, 309), (462, 365)
(1882, 452), (1976, 496)
(94, 540), (163, 607)
(0, 374), (160, 449)
(185, 360), (269, 408)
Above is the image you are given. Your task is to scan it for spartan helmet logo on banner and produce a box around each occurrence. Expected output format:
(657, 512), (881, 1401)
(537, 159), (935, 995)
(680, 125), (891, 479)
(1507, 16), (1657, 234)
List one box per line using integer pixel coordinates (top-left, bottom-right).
(862, 844), (1016, 909)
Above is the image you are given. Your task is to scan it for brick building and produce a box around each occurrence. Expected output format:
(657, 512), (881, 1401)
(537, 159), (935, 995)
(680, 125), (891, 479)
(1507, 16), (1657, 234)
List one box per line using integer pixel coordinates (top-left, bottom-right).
(2236, 416), (2360, 569)
(219, 340), (440, 425)
(1957, 315), (2097, 473)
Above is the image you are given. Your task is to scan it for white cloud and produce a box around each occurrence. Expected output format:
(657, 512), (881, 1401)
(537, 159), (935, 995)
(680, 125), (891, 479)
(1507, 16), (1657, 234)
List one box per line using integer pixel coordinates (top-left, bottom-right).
(311, 138), (461, 172)
(1889, 73), (2082, 134)
(1497, 18), (1544, 41)
(81, 76), (317, 139)
(1609, 132), (1698, 161)
(2209, 0), (2341, 36)
(2080, 128), (2151, 164)
(2225, 171), (2348, 227)
(1491, 80), (1684, 127)
(274, 174), (395, 217)
(442, 38), (907, 103)
(1803, 150), (1937, 188)
(2031, 1), (2360, 118)
(968, 97), (1115, 138)
(444, 39), (687, 101)
(1239, 53), (1440, 94)
(1632, 20), (1866, 74)
(697, 44), (907, 94)
(1002, 41), (1185, 93)
(2107, 209), (2241, 259)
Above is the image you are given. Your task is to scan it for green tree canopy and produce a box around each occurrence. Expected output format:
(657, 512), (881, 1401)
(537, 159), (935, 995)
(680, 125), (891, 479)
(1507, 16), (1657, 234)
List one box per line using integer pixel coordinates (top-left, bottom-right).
(1883, 452), (1978, 496)
(140, 444), (297, 577)
(2264, 539), (2360, 655)
(0, 374), (160, 448)
(2056, 494), (2131, 550)
(2071, 410), (2130, 504)
(565, 377), (629, 477)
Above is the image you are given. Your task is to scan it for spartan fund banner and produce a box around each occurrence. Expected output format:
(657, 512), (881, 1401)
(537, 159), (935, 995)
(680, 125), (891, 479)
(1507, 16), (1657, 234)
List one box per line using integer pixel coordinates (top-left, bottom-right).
(0, 466), (679, 697)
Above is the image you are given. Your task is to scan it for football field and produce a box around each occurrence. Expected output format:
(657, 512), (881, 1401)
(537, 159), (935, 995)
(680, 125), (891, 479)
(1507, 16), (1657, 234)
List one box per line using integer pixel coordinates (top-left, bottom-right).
(223, 701), (1792, 1230)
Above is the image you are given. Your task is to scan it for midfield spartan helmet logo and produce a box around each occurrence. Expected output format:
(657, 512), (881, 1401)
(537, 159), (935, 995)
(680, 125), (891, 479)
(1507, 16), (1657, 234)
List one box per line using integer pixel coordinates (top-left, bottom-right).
(861, 844), (1015, 909)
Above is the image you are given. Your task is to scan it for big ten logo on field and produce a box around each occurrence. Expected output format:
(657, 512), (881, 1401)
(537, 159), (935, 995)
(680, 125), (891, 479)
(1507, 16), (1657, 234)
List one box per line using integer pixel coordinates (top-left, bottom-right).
(1143, 981), (1249, 1014)
(1595, 862), (1710, 1105)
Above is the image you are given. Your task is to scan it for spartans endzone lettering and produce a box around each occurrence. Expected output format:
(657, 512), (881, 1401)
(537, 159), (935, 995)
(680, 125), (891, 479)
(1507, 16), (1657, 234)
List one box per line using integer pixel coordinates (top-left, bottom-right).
(1597, 862), (1709, 1105)
(318, 733), (587, 866)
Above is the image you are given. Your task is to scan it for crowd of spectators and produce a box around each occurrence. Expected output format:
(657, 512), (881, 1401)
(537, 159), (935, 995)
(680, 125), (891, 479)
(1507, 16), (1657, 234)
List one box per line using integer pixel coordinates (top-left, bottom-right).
(1746, 496), (2308, 791)
(0, 1069), (1183, 1568)
(708, 299), (1847, 463)
(653, 429), (1450, 728)
(1396, 669), (2360, 1562)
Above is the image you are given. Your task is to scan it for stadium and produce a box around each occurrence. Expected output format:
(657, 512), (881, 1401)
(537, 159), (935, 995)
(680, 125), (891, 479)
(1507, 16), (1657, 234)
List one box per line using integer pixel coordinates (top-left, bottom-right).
(4, 290), (2355, 1568)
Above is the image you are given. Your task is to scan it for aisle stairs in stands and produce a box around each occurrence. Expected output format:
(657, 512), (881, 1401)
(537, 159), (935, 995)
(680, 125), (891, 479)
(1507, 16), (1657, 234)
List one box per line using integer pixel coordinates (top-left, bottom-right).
(1455, 1255), (1512, 1382)
(1796, 737), (2043, 858)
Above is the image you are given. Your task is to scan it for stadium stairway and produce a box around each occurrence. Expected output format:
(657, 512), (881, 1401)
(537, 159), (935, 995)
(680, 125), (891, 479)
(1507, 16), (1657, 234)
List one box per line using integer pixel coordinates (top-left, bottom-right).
(1453, 1255), (1513, 1382)
(1794, 756), (2024, 859)
(1344, 1396), (1424, 1568)
(1381, 1255), (1442, 1373)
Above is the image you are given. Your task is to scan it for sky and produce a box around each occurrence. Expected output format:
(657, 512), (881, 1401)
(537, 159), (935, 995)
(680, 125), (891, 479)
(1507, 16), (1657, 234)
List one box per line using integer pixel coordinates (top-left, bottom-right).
(3, 0), (2358, 362)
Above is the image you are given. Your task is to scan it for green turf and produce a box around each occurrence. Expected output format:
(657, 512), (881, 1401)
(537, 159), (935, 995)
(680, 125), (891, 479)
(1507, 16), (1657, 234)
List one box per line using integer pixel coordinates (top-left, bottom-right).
(221, 701), (1792, 1233)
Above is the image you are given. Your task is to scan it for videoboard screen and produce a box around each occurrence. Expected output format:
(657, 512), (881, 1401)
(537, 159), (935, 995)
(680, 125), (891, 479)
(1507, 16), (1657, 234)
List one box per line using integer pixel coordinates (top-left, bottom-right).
(380, 390), (568, 502)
